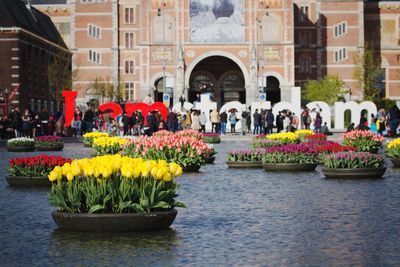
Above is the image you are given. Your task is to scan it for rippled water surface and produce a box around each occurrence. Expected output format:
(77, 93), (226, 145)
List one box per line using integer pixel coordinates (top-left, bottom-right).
(1, 141), (400, 266)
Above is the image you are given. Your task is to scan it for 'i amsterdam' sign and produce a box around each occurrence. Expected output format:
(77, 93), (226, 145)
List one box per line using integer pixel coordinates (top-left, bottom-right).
(62, 90), (378, 130)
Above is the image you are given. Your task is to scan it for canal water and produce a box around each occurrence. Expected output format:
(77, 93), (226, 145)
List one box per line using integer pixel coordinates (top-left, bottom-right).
(0, 141), (400, 266)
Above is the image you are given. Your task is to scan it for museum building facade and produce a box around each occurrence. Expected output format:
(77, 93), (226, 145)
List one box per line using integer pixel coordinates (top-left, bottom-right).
(32, 0), (400, 107)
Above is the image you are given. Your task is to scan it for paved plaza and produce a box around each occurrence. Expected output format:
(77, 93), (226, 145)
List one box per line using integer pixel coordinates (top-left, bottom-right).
(0, 139), (400, 266)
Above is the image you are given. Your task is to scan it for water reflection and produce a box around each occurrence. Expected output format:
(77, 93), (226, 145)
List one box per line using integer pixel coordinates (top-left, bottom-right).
(49, 229), (179, 265)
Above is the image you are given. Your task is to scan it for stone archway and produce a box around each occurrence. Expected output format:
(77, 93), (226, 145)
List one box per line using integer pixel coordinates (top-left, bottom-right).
(188, 56), (245, 107)
(266, 76), (281, 104)
(185, 51), (249, 90)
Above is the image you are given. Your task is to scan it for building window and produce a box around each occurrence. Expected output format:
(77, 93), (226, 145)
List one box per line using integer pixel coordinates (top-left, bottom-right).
(125, 8), (134, 24)
(334, 48), (347, 62)
(88, 24), (101, 39)
(125, 33), (134, 49)
(125, 60), (134, 74)
(299, 56), (311, 73)
(299, 31), (310, 47)
(334, 22), (347, 38)
(300, 6), (309, 22)
(125, 82), (135, 101)
(88, 50), (101, 64)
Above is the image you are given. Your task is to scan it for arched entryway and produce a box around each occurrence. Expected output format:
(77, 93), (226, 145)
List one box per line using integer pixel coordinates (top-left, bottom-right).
(154, 77), (165, 102)
(264, 76), (281, 104)
(189, 56), (245, 107)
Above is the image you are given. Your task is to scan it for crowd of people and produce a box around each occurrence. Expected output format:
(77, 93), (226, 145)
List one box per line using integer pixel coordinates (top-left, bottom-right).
(1, 104), (399, 139)
(347, 105), (400, 137)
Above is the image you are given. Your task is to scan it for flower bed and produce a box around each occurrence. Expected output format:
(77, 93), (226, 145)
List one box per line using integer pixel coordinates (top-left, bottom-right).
(35, 136), (64, 151)
(324, 151), (385, 169)
(82, 132), (109, 147)
(202, 133), (221, 144)
(316, 143), (356, 162)
(123, 134), (212, 170)
(7, 137), (35, 152)
(6, 155), (71, 186)
(92, 136), (130, 155)
(342, 130), (384, 153)
(294, 129), (314, 137)
(48, 155), (184, 213)
(251, 139), (282, 149)
(302, 133), (328, 142)
(262, 143), (319, 164)
(154, 129), (203, 140)
(256, 132), (300, 146)
(227, 149), (265, 162)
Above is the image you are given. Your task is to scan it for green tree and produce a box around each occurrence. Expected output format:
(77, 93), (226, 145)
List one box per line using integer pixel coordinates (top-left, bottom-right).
(353, 44), (384, 101)
(48, 52), (78, 110)
(304, 75), (347, 106)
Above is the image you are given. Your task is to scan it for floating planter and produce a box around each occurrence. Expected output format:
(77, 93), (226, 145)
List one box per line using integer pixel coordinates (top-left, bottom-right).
(227, 161), (262, 168)
(262, 162), (318, 172)
(35, 136), (64, 151)
(123, 130), (214, 172)
(6, 155), (71, 187)
(6, 137), (35, 152)
(48, 155), (185, 232)
(226, 149), (264, 168)
(202, 133), (221, 144)
(322, 151), (386, 179)
(52, 209), (177, 232)
(262, 143), (319, 172)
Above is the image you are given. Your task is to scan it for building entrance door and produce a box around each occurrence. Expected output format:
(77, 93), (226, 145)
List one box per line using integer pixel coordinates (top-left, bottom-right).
(189, 56), (245, 108)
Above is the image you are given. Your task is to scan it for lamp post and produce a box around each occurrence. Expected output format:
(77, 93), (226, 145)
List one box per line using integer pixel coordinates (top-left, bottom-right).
(259, 0), (270, 94)
(157, 1), (167, 103)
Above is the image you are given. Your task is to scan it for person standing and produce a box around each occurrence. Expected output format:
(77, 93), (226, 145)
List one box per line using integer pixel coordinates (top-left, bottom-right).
(73, 107), (82, 137)
(39, 107), (49, 136)
(146, 111), (156, 136)
(199, 112), (207, 133)
(276, 112), (284, 133)
(314, 113), (322, 133)
(167, 109), (178, 133)
(210, 109), (220, 133)
(266, 110), (274, 134)
(122, 112), (131, 135)
(220, 110), (227, 135)
(253, 109), (260, 135)
(104, 111), (112, 134)
(229, 111), (237, 134)
(84, 107), (94, 133)
(191, 111), (201, 132)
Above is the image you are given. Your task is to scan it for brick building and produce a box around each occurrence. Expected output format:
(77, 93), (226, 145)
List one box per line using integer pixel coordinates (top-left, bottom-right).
(31, 0), (400, 107)
(0, 0), (71, 114)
